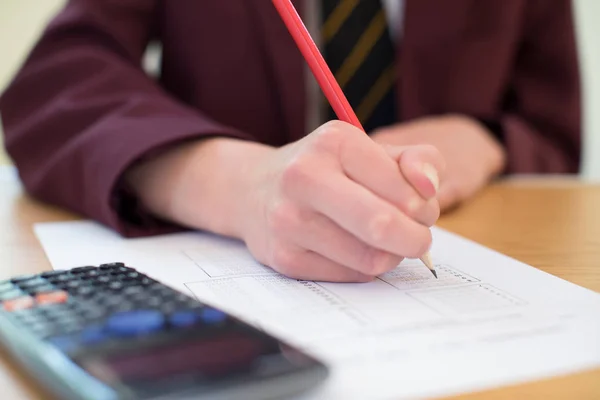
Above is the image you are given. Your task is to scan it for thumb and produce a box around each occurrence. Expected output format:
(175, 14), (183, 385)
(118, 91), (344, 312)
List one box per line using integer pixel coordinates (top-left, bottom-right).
(380, 144), (445, 200)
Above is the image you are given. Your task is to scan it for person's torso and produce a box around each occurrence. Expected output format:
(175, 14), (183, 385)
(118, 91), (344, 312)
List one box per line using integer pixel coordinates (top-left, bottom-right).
(153, 0), (526, 145)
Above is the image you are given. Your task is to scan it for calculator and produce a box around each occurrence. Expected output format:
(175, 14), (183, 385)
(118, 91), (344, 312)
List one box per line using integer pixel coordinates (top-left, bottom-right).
(0, 263), (328, 400)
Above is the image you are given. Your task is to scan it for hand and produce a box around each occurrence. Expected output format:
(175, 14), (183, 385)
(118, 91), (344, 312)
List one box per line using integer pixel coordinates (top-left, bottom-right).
(126, 121), (444, 283)
(371, 115), (506, 211)
(236, 121), (444, 282)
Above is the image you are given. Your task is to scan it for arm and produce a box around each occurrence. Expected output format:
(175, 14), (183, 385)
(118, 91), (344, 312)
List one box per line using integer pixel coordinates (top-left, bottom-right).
(0, 0), (251, 237)
(500, 0), (581, 173)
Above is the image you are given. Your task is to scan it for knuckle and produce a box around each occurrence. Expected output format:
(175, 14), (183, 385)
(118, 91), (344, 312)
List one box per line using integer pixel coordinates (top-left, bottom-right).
(280, 155), (315, 194)
(312, 121), (346, 152)
(266, 201), (298, 235)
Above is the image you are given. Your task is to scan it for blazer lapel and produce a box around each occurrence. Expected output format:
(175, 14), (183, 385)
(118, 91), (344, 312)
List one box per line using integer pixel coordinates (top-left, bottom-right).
(249, 0), (307, 143)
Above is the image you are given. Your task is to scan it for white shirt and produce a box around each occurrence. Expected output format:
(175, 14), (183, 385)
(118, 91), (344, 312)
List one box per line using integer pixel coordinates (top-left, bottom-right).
(305, 0), (405, 131)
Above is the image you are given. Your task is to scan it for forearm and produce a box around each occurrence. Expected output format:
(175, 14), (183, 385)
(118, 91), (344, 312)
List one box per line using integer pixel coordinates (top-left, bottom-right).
(125, 137), (274, 238)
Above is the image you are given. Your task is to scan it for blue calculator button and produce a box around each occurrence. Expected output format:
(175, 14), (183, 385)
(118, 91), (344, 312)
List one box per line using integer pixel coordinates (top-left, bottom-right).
(169, 311), (199, 328)
(80, 326), (108, 345)
(200, 308), (227, 324)
(106, 310), (165, 336)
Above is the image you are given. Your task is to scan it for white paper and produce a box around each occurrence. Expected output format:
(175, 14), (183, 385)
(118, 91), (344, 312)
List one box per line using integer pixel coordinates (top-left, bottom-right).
(34, 220), (600, 399)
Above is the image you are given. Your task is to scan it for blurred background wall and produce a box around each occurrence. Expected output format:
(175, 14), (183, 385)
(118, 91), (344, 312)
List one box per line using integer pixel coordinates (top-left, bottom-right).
(1, 0), (599, 179)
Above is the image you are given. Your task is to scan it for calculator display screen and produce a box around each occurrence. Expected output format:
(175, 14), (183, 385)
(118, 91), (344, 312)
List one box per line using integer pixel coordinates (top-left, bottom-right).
(103, 334), (261, 380)
(77, 332), (300, 397)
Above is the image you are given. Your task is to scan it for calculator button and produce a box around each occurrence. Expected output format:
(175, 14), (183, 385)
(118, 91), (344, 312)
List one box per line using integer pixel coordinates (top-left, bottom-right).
(60, 323), (84, 335)
(99, 262), (125, 270)
(10, 308), (40, 320)
(36, 291), (69, 305)
(139, 278), (156, 286)
(41, 308), (76, 323)
(71, 266), (97, 274)
(16, 277), (48, 289)
(200, 308), (227, 324)
(159, 302), (178, 315)
(98, 295), (127, 308)
(75, 307), (107, 322)
(110, 302), (137, 313)
(136, 296), (162, 308)
(122, 286), (144, 296)
(48, 274), (72, 284)
(0, 288), (26, 301)
(95, 276), (111, 285)
(0, 281), (16, 293)
(10, 274), (37, 283)
(29, 284), (57, 295)
(74, 286), (95, 297)
(30, 323), (58, 339)
(53, 314), (83, 326)
(41, 270), (68, 278)
(36, 303), (70, 315)
(3, 296), (35, 312)
(80, 326), (108, 345)
(108, 281), (124, 291)
(169, 311), (199, 328)
(64, 280), (85, 289)
(106, 310), (165, 336)
(125, 272), (141, 280)
(82, 270), (101, 279)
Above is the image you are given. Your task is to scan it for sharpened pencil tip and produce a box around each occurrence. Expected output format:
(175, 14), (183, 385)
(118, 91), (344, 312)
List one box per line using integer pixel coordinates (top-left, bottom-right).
(420, 252), (437, 278)
(420, 252), (433, 269)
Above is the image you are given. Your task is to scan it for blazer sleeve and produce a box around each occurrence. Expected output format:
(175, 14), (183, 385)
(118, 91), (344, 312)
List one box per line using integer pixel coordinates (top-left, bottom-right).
(500, 0), (581, 174)
(0, 0), (252, 237)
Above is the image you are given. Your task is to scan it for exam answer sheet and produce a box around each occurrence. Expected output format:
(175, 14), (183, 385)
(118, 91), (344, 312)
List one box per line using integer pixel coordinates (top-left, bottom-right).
(34, 221), (600, 399)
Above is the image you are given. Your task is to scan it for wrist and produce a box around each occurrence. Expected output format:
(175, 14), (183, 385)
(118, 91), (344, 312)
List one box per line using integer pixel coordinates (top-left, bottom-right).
(125, 137), (274, 239)
(185, 138), (274, 239)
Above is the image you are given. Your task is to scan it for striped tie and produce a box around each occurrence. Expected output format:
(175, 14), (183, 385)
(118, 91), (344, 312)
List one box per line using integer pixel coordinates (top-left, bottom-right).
(321, 0), (397, 132)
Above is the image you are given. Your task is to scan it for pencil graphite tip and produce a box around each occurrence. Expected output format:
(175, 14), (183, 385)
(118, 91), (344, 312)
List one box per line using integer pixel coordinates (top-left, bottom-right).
(430, 269), (438, 279)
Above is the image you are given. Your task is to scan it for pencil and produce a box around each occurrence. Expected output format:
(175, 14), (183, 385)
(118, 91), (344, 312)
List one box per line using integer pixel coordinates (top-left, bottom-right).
(271, 0), (437, 278)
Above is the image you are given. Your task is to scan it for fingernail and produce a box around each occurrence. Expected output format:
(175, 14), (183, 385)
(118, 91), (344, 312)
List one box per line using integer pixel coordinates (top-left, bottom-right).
(421, 163), (439, 193)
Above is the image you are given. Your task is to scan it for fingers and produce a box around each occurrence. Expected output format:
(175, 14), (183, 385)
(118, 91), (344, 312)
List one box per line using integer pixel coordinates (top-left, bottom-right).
(337, 133), (441, 226)
(273, 206), (403, 276)
(294, 170), (432, 258)
(380, 144), (445, 198)
(269, 244), (375, 283)
(397, 145), (445, 200)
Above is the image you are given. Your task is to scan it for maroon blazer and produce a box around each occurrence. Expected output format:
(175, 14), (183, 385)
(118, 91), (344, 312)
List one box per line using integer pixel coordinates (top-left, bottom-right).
(0, 0), (581, 237)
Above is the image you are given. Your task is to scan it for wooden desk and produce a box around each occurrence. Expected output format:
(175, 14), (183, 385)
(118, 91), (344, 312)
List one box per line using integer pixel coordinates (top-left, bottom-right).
(1, 171), (599, 399)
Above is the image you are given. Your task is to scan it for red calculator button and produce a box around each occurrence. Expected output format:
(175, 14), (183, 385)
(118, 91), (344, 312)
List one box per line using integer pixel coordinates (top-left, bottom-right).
(36, 291), (69, 305)
(3, 296), (35, 311)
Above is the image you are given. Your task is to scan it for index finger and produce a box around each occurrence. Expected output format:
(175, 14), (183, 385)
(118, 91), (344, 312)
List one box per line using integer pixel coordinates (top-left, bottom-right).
(338, 130), (440, 218)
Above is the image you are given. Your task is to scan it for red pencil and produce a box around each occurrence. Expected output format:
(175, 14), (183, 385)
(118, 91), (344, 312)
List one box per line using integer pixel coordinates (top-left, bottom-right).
(270, 0), (437, 278)
(271, 0), (364, 131)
